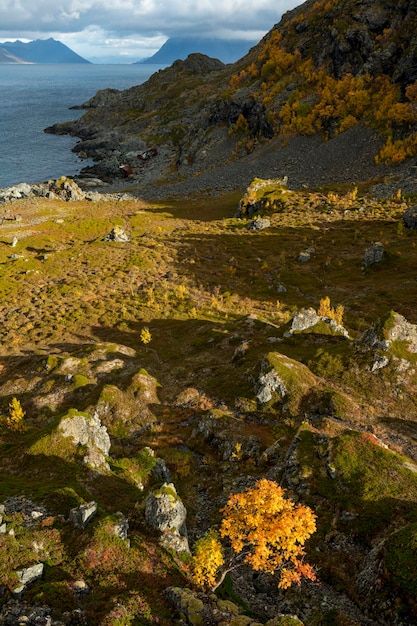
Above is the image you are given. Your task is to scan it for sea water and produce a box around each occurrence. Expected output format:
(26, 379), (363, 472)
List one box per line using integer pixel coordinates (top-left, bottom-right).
(0, 64), (163, 188)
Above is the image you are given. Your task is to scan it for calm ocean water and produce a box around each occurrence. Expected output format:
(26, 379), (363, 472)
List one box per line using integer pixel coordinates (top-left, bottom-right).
(0, 64), (163, 188)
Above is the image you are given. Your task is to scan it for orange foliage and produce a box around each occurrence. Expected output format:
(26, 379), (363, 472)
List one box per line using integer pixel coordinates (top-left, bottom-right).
(219, 479), (317, 589)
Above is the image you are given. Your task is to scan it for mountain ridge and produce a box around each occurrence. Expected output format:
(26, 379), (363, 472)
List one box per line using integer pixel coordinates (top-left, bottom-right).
(0, 38), (90, 64)
(45, 0), (417, 193)
(138, 36), (258, 65)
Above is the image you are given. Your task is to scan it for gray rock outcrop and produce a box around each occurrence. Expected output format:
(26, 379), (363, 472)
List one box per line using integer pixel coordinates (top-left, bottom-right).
(13, 563), (44, 596)
(58, 412), (110, 470)
(68, 501), (98, 529)
(286, 307), (350, 338)
(360, 311), (417, 355)
(403, 205), (417, 229)
(256, 370), (287, 404)
(144, 483), (189, 552)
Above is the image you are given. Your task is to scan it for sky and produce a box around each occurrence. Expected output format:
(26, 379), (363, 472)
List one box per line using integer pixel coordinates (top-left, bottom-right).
(0, 0), (302, 62)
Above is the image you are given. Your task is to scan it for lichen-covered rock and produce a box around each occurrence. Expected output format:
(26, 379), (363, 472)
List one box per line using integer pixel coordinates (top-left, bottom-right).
(94, 369), (159, 437)
(359, 311), (417, 356)
(236, 177), (289, 218)
(68, 501), (97, 529)
(255, 353), (317, 409)
(286, 308), (349, 338)
(256, 369), (287, 404)
(103, 225), (130, 242)
(13, 563), (44, 596)
(144, 483), (189, 552)
(58, 410), (110, 471)
(247, 217), (271, 231)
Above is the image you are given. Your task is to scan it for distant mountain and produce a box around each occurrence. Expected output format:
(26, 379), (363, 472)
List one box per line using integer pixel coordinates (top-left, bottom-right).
(0, 38), (90, 64)
(0, 47), (28, 63)
(138, 37), (257, 65)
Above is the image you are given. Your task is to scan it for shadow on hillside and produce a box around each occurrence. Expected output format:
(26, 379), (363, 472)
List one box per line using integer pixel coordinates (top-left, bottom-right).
(168, 220), (417, 323)
(380, 417), (417, 441)
(144, 191), (241, 221)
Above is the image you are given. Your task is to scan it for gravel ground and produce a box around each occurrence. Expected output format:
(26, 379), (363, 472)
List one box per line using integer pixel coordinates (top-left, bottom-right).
(85, 124), (417, 202)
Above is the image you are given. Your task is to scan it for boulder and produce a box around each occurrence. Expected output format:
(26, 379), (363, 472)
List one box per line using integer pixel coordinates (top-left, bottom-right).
(113, 512), (129, 540)
(247, 217), (271, 231)
(13, 563), (44, 596)
(68, 501), (98, 529)
(58, 411), (110, 471)
(145, 483), (189, 552)
(403, 205), (417, 229)
(256, 370), (287, 404)
(360, 311), (417, 355)
(286, 307), (349, 338)
(363, 241), (384, 267)
(104, 225), (130, 242)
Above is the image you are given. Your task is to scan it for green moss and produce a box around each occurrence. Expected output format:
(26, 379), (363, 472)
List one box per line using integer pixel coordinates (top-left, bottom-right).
(72, 374), (91, 389)
(385, 522), (417, 596)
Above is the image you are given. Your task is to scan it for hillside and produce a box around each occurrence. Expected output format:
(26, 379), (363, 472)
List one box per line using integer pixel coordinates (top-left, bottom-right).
(2, 0), (417, 623)
(0, 176), (417, 624)
(0, 39), (90, 64)
(138, 37), (258, 65)
(45, 0), (417, 194)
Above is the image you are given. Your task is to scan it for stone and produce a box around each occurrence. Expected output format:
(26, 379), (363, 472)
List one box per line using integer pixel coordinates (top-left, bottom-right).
(104, 225), (130, 242)
(69, 501), (98, 529)
(58, 411), (110, 471)
(113, 512), (129, 540)
(288, 308), (320, 334)
(145, 483), (189, 552)
(403, 205), (417, 229)
(363, 241), (384, 267)
(13, 563), (44, 596)
(297, 250), (311, 263)
(371, 355), (389, 372)
(73, 580), (89, 595)
(247, 217), (271, 231)
(256, 370), (287, 405)
(151, 457), (171, 484)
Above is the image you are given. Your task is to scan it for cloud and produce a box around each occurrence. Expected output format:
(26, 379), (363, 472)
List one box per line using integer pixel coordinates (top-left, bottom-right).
(0, 0), (301, 60)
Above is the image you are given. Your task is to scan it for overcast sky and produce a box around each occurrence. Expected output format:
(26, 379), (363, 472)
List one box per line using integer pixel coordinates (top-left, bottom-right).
(0, 0), (302, 62)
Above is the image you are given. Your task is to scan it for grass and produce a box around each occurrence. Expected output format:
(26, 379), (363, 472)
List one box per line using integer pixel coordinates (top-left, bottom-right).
(1, 183), (417, 622)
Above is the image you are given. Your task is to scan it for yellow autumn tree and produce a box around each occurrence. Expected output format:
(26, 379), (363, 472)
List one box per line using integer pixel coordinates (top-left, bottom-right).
(192, 479), (317, 591)
(192, 530), (225, 591)
(6, 397), (25, 431)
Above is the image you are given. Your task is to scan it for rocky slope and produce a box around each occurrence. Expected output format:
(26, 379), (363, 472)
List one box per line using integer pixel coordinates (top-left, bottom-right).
(0, 176), (417, 624)
(45, 0), (417, 198)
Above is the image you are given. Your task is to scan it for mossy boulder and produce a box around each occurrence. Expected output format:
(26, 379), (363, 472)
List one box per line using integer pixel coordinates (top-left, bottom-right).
(29, 409), (110, 472)
(94, 369), (160, 438)
(236, 177), (290, 218)
(255, 353), (317, 411)
(144, 483), (189, 552)
(359, 311), (417, 364)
